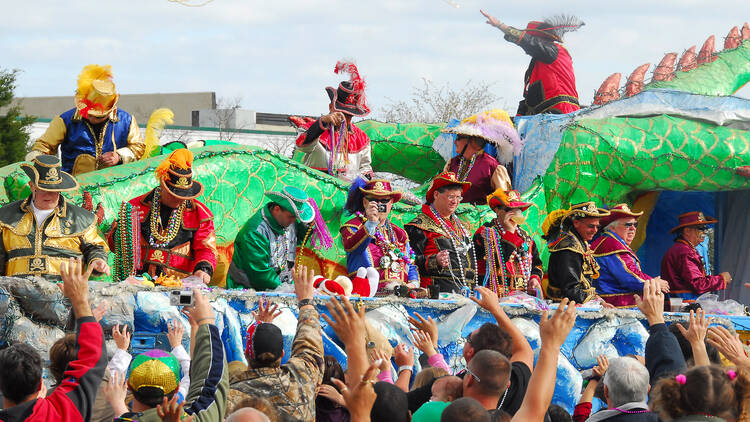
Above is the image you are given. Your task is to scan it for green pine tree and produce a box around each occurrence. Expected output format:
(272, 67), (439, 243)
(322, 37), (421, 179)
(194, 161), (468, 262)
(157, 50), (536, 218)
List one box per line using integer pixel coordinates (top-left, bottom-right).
(0, 69), (35, 167)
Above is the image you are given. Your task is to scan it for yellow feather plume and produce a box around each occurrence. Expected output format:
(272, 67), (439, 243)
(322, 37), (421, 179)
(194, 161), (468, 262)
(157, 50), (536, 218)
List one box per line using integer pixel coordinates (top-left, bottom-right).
(541, 209), (569, 236)
(76, 64), (113, 98)
(461, 109), (515, 128)
(155, 149), (193, 181)
(486, 187), (509, 208)
(143, 108), (175, 159)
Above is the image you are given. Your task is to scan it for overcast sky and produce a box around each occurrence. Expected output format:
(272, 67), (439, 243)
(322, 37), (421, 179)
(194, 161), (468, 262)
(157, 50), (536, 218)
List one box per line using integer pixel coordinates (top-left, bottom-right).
(3, 0), (748, 118)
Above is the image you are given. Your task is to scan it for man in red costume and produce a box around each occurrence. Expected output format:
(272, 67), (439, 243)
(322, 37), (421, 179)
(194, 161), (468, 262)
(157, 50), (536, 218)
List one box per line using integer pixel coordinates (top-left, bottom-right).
(405, 172), (477, 293)
(294, 60), (373, 182)
(481, 10), (583, 115)
(109, 149), (218, 283)
(661, 211), (731, 301)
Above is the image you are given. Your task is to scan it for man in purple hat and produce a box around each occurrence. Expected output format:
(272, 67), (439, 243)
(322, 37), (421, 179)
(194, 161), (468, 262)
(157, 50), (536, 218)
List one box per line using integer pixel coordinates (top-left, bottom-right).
(661, 211), (731, 301)
(295, 60), (373, 182)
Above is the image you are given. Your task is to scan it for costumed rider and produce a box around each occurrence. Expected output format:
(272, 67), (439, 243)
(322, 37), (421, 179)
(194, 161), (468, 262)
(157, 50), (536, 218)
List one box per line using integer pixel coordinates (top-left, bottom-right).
(590, 204), (670, 308)
(473, 189), (542, 297)
(340, 178), (421, 296)
(441, 110), (517, 205)
(542, 202), (609, 303)
(0, 155), (109, 279)
(109, 149), (217, 283)
(295, 60), (373, 182)
(660, 211), (731, 301)
(26, 64), (144, 176)
(227, 187), (316, 291)
(480, 10), (583, 115)
(405, 172), (478, 293)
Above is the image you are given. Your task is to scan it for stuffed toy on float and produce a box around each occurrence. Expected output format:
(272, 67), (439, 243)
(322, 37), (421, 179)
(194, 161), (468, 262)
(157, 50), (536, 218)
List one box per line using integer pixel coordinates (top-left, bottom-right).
(313, 266), (379, 297)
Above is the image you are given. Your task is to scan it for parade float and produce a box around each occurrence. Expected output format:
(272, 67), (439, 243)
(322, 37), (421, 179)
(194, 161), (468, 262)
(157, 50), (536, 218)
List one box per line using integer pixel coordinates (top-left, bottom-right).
(1, 27), (749, 411)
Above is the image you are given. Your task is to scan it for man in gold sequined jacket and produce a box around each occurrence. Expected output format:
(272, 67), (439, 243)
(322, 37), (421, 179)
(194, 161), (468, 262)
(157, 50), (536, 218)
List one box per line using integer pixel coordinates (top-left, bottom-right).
(542, 202), (610, 304)
(26, 64), (144, 176)
(0, 155), (109, 280)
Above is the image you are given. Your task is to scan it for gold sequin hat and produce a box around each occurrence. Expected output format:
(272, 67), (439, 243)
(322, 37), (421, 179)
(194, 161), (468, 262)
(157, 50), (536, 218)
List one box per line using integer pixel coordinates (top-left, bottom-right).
(74, 64), (119, 119)
(21, 155), (79, 192)
(127, 349), (181, 395)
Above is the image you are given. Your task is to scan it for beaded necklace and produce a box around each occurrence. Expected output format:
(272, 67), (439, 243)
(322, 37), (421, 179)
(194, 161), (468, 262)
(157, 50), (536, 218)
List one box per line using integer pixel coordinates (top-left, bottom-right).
(148, 187), (186, 248)
(484, 221), (533, 295)
(429, 205), (476, 287)
(611, 408), (650, 414)
(114, 202), (139, 281)
(456, 151), (480, 182)
(262, 209), (291, 271)
(84, 120), (110, 170)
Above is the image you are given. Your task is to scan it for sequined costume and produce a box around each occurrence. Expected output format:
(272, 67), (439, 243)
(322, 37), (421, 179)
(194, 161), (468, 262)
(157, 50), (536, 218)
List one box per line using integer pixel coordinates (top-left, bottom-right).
(0, 197), (109, 280)
(341, 215), (419, 291)
(547, 230), (598, 303)
(591, 230), (651, 307)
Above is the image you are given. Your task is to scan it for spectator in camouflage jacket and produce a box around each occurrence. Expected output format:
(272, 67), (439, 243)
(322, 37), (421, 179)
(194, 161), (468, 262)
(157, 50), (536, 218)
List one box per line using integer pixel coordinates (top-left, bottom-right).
(228, 269), (324, 422)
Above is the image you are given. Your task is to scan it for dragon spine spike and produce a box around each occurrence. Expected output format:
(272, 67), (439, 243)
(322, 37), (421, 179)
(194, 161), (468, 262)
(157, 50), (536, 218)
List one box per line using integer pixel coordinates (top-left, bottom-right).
(742, 23), (750, 41)
(724, 26), (741, 50)
(653, 52), (677, 82)
(698, 35), (717, 64)
(593, 72), (622, 105)
(677, 46), (698, 72)
(625, 63), (650, 97)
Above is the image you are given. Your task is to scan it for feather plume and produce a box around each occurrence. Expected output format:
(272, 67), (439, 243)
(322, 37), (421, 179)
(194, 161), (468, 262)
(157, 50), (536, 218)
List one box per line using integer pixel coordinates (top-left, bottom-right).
(543, 14), (585, 41)
(155, 148), (193, 181)
(345, 176), (369, 215)
(143, 108), (174, 159)
(308, 197), (333, 250)
(334, 59), (369, 113)
(76, 64), (113, 97)
(541, 209), (568, 237)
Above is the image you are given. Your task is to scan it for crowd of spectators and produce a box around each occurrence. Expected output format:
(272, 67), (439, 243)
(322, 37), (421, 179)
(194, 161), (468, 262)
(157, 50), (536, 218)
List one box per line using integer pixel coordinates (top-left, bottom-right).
(0, 265), (749, 422)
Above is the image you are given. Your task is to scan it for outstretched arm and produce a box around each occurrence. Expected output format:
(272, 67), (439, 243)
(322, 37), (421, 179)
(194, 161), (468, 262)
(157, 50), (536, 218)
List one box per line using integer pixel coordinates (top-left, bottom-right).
(471, 287), (534, 369)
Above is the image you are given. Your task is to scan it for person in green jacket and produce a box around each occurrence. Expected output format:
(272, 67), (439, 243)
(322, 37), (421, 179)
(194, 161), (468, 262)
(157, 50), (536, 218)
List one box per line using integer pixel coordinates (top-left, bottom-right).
(227, 186), (314, 290)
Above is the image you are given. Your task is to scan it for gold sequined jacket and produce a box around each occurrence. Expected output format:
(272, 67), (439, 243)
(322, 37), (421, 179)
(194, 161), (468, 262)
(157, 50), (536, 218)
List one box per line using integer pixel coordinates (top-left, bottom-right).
(0, 196), (109, 280)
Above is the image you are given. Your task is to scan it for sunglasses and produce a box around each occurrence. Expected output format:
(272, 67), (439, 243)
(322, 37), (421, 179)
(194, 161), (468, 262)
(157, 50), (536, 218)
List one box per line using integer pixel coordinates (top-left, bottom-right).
(623, 222), (638, 229)
(584, 223), (601, 230)
(366, 197), (391, 204)
(464, 366), (481, 383)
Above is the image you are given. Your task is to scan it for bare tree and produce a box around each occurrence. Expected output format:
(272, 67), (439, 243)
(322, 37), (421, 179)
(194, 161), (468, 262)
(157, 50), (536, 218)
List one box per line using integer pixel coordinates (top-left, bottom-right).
(210, 96), (245, 141)
(380, 78), (501, 124)
(262, 134), (297, 158)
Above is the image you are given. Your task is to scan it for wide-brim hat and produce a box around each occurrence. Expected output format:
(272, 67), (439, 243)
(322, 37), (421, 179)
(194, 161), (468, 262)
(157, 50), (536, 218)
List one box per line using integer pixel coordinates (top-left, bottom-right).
(266, 186), (315, 224)
(359, 179), (402, 203)
(74, 64), (119, 119)
(326, 80), (370, 117)
(127, 349), (181, 394)
(21, 155), (78, 192)
(486, 189), (531, 211)
(600, 203), (643, 228)
(426, 172), (471, 204)
(670, 211), (718, 234)
(565, 201), (610, 220)
(161, 167), (204, 200)
(441, 110), (522, 164)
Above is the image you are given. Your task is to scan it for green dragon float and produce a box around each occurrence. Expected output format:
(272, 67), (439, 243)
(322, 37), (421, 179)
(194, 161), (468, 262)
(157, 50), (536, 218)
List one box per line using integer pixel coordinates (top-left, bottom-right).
(1, 34), (748, 287)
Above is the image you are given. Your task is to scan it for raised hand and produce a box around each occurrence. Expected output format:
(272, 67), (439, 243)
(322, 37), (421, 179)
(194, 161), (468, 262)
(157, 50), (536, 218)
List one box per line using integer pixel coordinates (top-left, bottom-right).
(166, 320), (185, 350)
(593, 355), (609, 378)
(470, 286), (502, 314)
(412, 329), (437, 357)
(408, 312), (438, 349)
(92, 300), (108, 322)
(331, 363), (379, 421)
(252, 297), (282, 323)
(183, 289), (215, 327)
(112, 323), (131, 351)
(480, 9), (501, 27)
(635, 278), (665, 326)
(59, 258), (94, 317)
(103, 371), (129, 418)
(292, 265), (315, 303)
(157, 394), (195, 422)
(707, 326), (750, 367)
(394, 343), (414, 368)
(677, 309), (712, 344)
(369, 348), (391, 373)
(539, 298), (577, 350)
(317, 383), (346, 407)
